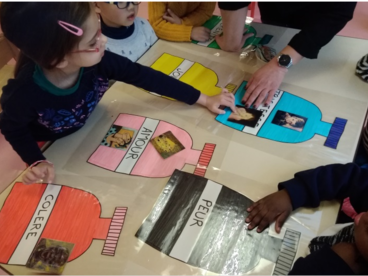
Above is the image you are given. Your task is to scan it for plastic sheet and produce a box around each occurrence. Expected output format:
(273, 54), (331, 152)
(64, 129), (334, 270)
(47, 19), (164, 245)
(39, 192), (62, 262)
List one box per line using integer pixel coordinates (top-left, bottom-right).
(136, 170), (288, 275)
(1, 22), (368, 275)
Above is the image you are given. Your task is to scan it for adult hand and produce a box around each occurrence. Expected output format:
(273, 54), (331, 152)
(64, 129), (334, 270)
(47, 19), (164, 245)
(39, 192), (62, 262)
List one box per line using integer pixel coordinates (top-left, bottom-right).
(242, 61), (287, 109)
(191, 26), (211, 42)
(197, 89), (237, 114)
(246, 189), (292, 233)
(23, 162), (55, 185)
(162, 9), (182, 25)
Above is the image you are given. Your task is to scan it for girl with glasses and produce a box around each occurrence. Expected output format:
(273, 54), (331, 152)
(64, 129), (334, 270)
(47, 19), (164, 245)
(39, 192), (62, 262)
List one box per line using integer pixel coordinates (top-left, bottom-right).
(0, 2), (236, 185)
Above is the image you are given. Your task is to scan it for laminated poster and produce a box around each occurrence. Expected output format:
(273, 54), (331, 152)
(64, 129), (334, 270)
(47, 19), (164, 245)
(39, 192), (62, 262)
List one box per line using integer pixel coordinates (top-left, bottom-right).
(0, 183), (127, 267)
(216, 81), (347, 149)
(136, 170), (301, 275)
(88, 114), (216, 178)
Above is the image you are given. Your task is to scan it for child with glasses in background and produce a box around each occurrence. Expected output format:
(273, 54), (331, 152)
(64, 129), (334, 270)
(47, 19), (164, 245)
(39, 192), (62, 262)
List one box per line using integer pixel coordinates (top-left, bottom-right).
(0, 2), (236, 185)
(96, 2), (157, 62)
(148, 2), (216, 42)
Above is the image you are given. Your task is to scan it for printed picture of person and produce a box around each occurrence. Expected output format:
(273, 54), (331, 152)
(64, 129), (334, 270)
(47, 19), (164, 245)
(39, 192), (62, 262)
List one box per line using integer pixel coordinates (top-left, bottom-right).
(272, 110), (307, 132)
(227, 105), (263, 128)
(151, 131), (185, 159)
(101, 125), (135, 150)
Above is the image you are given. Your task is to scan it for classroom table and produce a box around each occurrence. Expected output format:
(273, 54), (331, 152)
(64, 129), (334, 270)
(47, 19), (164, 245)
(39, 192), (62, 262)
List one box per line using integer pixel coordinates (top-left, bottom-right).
(1, 22), (368, 275)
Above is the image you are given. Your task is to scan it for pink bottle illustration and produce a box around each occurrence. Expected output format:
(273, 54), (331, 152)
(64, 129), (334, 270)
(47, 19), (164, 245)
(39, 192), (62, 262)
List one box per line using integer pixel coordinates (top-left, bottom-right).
(88, 114), (216, 178)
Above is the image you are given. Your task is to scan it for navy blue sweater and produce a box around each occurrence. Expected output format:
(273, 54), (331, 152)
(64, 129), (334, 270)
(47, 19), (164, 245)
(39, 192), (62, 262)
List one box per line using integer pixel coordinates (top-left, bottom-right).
(279, 163), (368, 274)
(0, 51), (200, 164)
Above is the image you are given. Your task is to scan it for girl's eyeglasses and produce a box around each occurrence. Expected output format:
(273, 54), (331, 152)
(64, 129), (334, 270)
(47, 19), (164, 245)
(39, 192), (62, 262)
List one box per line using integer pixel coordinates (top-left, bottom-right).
(108, 2), (141, 9)
(72, 15), (103, 54)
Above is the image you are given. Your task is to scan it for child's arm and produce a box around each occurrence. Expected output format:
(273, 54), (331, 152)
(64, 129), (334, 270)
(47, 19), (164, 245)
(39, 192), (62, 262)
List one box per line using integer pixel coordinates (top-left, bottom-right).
(148, 2), (192, 41)
(180, 2), (216, 27)
(1, 84), (55, 184)
(0, 114), (55, 184)
(149, 2), (208, 42)
(100, 51), (236, 114)
(246, 163), (368, 233)
(0, 103), (45, 165)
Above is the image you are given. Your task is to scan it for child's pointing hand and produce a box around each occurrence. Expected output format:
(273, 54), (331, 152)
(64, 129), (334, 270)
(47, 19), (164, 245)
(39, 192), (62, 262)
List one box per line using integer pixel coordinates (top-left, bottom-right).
(197, 89), (237, 114)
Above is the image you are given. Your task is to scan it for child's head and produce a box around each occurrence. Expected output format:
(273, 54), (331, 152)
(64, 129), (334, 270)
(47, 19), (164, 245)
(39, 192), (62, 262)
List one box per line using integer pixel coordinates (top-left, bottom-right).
(0, 3), (106, 72)
(285, 115), (305, 128)
(95, 2), (140, 28)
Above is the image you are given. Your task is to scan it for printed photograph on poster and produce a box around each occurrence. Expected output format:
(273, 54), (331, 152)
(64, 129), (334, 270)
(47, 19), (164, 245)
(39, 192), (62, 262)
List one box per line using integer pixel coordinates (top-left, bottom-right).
(227, 105), (263, 128)
(26, 238), (74, 274)
(100, 125), (136, 150)
(150, 131), (185, 159)
(271, 110), (307, 132)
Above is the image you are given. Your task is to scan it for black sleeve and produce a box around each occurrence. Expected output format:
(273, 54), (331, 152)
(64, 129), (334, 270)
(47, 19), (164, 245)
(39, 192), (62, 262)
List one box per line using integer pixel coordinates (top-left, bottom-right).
(278, 163), (368, 213)
(289, 246), (354, 275)
(218, 2), (250, 11)
(0, 82), (45, 165)
(288, 2), (356, 59)
(98, 51), (200, 105)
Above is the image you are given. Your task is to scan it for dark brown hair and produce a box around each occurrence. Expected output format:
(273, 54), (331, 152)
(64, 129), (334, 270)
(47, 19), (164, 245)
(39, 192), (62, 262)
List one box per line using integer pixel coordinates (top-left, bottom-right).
(0, 3), (91, 77)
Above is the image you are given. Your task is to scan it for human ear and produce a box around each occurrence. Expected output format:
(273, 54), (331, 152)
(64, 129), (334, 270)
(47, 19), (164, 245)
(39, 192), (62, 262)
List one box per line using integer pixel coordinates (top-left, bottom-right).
(94, 2), (101, 13)
(55, 59), (69, 69)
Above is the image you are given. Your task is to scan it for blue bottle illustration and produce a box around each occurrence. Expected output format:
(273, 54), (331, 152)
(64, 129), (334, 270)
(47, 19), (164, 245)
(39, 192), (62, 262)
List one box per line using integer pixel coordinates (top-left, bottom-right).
(216, 82), (347, 149)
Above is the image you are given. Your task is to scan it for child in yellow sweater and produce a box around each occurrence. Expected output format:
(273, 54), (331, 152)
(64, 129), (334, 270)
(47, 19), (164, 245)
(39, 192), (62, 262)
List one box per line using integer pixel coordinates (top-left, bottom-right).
(148, 2), (216, 42)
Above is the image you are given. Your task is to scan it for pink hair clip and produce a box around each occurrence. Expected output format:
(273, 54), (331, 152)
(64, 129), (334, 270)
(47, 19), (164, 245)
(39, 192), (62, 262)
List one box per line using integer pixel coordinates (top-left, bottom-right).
(58, 20), (83, 36)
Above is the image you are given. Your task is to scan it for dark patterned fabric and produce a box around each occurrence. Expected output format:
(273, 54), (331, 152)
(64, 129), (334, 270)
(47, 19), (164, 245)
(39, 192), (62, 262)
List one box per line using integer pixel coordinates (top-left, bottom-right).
(309, 224), (355, 253)
(356, 54), (368, 82)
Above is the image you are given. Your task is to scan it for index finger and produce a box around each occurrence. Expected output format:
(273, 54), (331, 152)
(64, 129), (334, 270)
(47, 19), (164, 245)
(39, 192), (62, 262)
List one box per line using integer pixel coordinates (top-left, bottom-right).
(46, 166), (55, 184)
(223, 89), (235, 101)
(223, 96), (237, 114)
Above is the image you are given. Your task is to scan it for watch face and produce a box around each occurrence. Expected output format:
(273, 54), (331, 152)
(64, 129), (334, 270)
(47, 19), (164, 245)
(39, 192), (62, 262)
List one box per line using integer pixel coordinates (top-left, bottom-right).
(279, 54), (291, 67)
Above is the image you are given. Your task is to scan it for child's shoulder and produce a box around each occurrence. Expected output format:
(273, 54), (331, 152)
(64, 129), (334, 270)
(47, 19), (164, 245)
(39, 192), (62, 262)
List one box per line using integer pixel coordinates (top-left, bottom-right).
(134, 17), (157, 43)
(135, 17), (149, 25)
(3, 62), (36, 91)
(134, 17), (153, 31)
(1, 62), (39, 103)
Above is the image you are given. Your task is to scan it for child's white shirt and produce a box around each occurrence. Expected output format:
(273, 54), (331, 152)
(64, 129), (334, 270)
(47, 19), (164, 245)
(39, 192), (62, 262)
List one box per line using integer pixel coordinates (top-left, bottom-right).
(105, 17), (158, 62)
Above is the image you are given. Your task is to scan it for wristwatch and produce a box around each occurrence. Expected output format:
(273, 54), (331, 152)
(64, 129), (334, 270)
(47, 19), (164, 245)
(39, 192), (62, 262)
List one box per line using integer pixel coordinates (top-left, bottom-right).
(277, 54), (293, 69)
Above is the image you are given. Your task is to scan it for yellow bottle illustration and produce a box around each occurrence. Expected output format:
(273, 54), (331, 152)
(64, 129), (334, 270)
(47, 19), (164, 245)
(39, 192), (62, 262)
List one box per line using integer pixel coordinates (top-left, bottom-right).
(149, 53), (222, 100)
